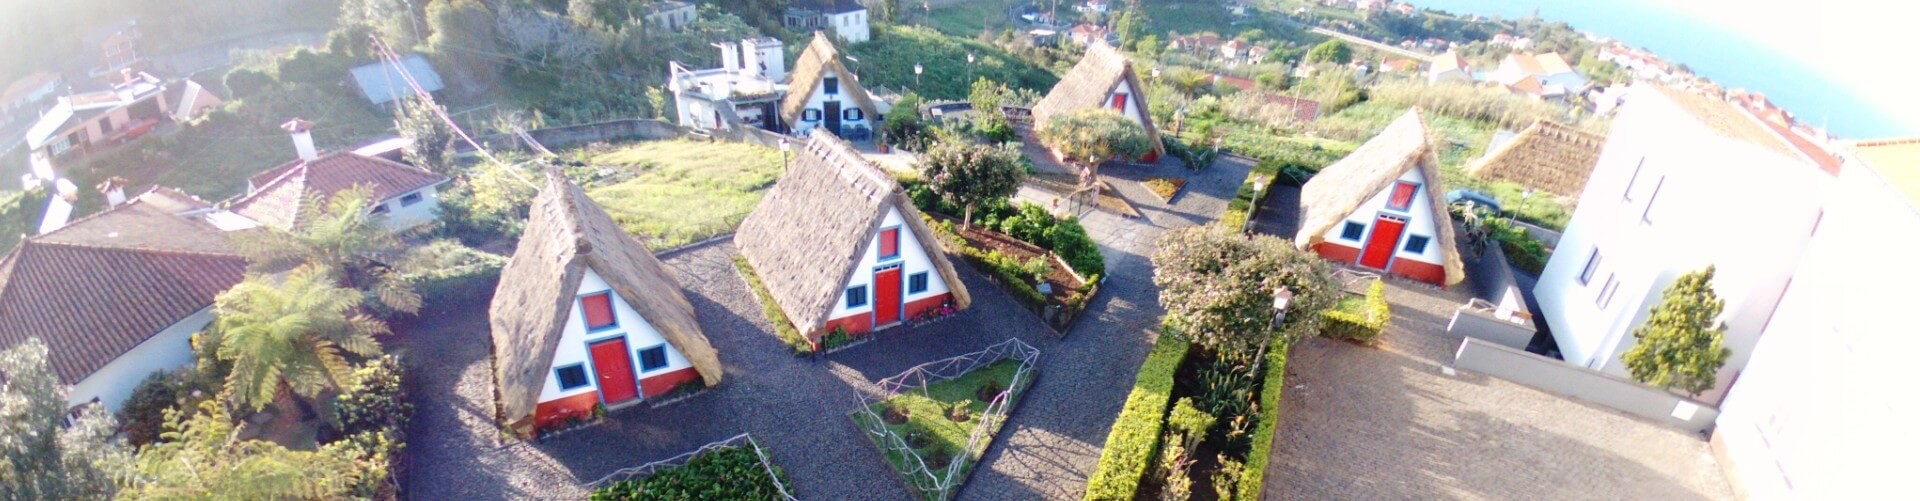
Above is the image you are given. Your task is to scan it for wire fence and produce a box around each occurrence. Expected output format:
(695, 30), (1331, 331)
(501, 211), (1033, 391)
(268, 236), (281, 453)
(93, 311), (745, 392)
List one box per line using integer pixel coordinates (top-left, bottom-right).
(580, 433), (797, 500)
(851, 338), (1042, 500)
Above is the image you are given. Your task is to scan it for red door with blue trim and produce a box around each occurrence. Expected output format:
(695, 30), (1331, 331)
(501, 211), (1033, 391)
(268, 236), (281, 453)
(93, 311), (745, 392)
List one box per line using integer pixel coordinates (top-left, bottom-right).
(588, 338), (640, 404)
(1359, 214), (1408, 270)
(874, 266), (902, 326)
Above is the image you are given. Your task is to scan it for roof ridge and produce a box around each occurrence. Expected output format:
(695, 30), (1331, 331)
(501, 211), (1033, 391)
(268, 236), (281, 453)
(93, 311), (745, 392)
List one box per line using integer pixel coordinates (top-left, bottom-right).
(807, 129), (895, 193)
(27, 191), (183, 242)
(24, 239), (244, 259)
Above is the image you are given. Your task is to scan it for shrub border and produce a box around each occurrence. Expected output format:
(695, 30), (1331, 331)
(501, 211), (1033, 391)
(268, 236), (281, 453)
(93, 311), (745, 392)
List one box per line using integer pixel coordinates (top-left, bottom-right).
(1234, 341), (1293, 500)
(732, 255), (814, 354)
(1321, 279), (1390, 344)
(1082, 328), (1191, 500)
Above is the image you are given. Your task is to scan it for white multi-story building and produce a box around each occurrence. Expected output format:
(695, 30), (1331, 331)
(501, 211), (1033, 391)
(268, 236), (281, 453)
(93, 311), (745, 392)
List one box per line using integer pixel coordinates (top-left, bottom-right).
(1534, 85), (1832, 403)
(1710, 138), (1920, 499)
(669, 37), (788, 131)
(784, 0), (870, 44)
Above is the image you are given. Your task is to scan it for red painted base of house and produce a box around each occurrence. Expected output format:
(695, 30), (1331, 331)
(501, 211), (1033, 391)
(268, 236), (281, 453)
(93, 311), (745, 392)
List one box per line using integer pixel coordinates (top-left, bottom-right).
(531, 367), (708, 431)
(810, 292), (957, 343)
(1140, 151), (1160, 163)
(1312, 242), (1446, 287)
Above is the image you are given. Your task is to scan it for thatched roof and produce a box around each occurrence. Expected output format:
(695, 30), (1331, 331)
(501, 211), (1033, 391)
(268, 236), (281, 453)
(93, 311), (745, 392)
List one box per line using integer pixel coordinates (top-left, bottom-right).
(1467, 120), (1605, 196)
(489, 171), (722, 431)
(1031, 40), (1166, 156)
(1295, 109), (1464, 285)
(779, 32), (881, 129)
(735, 130), (971, 334)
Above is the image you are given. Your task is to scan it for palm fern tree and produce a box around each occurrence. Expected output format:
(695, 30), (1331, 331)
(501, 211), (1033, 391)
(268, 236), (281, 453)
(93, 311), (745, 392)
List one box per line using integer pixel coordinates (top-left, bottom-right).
(209, 266), (387, 413)
(121, 401), (369, 499)
(233, 185), (422, 314)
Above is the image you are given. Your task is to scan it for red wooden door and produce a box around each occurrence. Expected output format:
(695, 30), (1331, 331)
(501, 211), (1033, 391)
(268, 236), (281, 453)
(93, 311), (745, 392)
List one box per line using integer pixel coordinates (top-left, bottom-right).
(588, 338), (640, 404)
(874, 267), (903, 326)
(1358, 214), (1408, 269)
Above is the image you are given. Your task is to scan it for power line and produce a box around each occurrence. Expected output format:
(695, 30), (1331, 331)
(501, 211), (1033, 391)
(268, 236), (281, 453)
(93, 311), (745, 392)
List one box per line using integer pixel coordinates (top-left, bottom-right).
(369, 34), (537, 189)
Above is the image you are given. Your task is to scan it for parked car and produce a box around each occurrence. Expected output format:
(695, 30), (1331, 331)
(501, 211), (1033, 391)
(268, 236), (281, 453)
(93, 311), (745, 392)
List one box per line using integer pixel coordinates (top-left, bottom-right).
(1446, 189), (1503, 213)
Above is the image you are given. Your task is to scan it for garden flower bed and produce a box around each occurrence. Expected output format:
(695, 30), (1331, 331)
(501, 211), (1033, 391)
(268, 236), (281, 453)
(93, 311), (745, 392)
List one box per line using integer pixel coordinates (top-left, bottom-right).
(850, 339), (1041, 500)
(1141, 177), (1188, 204)
(586, 433), (796, 500)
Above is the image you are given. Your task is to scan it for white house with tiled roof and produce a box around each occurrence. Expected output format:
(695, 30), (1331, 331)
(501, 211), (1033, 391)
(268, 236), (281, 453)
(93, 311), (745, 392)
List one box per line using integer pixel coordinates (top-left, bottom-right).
(0, 188), (247, 411)
(228, 119), (451, 231)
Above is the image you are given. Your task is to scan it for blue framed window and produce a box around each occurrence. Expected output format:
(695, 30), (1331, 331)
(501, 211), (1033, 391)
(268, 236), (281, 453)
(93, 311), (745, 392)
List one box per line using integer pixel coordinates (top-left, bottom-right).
(554, 364), (590, 390)
(824, 77), (839, 95)
(1402, 235), (1430, 254)
(846, 285), (868, 308)
(908, 272), (929, 294)
(637, 345), (668, 372)
(803, 109), (822, 122)
(1340, 222), (1366, 241)
(400, 192), (424, 206)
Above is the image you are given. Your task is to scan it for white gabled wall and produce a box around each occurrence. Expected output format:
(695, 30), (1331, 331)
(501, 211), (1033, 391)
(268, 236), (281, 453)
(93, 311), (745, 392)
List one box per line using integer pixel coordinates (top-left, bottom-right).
(828, 206), (951, 320)
(373, 184), (442, 232)
(789, 67), (873, 136)
(69, 308), (207, 412)
(1107, 79), (1148, 128)
(537, 267), (692, 403)
(1317, 168), (1446, 266)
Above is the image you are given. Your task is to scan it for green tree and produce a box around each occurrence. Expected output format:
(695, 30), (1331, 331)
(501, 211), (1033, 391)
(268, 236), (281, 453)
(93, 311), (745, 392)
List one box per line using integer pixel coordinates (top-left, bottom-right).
(0, 339), (128, 499)
(396, 97), (458, 176)
(1151, 226), (1339, 352)
(1622, 267), (1732, 396)
(883, 91), (929, 150)
(426, 0), (501, 96)
(1037, 109), (1151, 205)
(968, 77), (1015, 142)
(645, 86), (670, 120)
(205, 266), (388, 414)
(120, 401), (375, 499)
(918, 142), (1027, 229)
(1112, 7), (1148, 51)
(233, 186), (423, 315)
(1306, 39), (1353, 64)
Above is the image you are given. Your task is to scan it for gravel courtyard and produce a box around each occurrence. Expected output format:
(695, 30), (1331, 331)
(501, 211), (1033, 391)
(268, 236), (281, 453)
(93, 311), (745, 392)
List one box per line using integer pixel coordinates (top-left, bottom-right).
(1259, 276), (1735, 500)
(399, 157), (1251, 500)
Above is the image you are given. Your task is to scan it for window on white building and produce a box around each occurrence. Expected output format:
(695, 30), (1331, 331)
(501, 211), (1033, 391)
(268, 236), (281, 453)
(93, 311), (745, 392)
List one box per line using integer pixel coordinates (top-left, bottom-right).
(1595, 273), (1620, 308)
(1340, 222), (1365, 241)
(1641, 177), (1664, 225)
(1578, 248), (1602, 285)
(400, 192), (424, 206)
(1624, 157), (1644, 201)
(555, 364), (590, 390)
(846, 285), (868, 308)
(637, 345), (668, 372)
(1402, 235), (1430, 254)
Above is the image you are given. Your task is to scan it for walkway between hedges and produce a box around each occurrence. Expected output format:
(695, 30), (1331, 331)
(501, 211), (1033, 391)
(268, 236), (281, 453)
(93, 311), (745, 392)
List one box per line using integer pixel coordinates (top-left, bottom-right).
(398, 158), (1249, 500)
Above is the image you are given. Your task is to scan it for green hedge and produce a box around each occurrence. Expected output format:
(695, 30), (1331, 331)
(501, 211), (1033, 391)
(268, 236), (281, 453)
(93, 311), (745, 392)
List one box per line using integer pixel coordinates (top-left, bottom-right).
(1321, 280), (1390, 344)
(1084, 330), (1191, 501)
(1485, 218), (1548, 276)
(1235, 342), (1293, 500)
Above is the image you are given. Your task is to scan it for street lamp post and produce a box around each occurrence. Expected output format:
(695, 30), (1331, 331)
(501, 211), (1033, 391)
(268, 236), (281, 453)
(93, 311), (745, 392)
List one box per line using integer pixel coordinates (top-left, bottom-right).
(1268, 286), (1295, 334)
(914, 62), (924, 88)
(966, 52), (976, 84)
(779, 137), (791, 171)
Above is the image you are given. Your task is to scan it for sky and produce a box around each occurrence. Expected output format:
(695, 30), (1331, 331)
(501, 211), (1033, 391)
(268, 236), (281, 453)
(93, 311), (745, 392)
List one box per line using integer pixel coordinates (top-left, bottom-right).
(1650, 0), (1918, 135)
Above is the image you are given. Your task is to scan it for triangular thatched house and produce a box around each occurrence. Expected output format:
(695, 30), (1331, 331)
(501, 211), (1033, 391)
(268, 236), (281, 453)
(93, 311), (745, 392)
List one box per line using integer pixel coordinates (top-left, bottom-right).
(490, 171), (721, 436)
(1032, 39), (1166, 161)
(735, 129), (970, 343)
(779, 32), (883, 139)
(1467, 120), (1605, 196)
(1295, 109), (1464, 287)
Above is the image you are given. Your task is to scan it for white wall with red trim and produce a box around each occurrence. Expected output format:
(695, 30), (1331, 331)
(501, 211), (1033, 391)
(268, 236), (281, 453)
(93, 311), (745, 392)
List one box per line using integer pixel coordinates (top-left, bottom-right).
(826, 205), (951, 323)
(536, 267), (692, 404)
(1107, 79), (1148, 130)
(1317, 168), (1447, 268)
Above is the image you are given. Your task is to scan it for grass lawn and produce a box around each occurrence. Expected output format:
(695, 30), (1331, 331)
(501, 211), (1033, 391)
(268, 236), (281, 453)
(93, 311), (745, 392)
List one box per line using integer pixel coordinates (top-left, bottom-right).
(853, 359), (1032, 500)
(1143, 0), (1242, 36)
(1332, 295), (1369, 316)
(582, 140), (782, 250)
(927, 0), (1021, 37)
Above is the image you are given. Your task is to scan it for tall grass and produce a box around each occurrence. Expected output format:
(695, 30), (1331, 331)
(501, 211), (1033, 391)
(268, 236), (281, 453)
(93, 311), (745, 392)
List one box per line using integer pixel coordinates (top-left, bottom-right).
(1365, 80), (1586, 132)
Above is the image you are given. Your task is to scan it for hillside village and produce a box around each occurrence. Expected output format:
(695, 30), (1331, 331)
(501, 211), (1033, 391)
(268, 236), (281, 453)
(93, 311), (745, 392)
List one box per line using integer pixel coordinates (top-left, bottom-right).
(0, 0), (1908, 499)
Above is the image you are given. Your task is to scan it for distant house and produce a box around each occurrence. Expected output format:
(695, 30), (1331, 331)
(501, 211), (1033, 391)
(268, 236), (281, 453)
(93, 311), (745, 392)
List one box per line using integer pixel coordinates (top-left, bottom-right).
(1077, 0), (1112, 13)
(1466, 120), (1605, 196)
(1, 71), (62, 121)
(1534, 86), (1828, 403)
(1295, 109), (1464, 287)
(1378, 57), (1420, 73)
(1250, 93), (1321, 126)
(1067, 24), (1106, 46)
(167, 78), (224, 122)
(1032, 40), (1166, 162)
(1491, 52), (1587, 99)
(779, 33), (883, 139)
(1427, 51), (1470, 84)
(1168, 34), (1224, 54)
(84, 20), (142, 76)
(734, 130), (971, 344)
(643, 0), (698, 31)
(0, 188), (247, 412)
(669, 37), (788, 131)
(23, 71), (170, 165)
(227, 119), (450, 231)
(349, 54), (445, 106)
(489, 171), (723, 436)
(1392, 2), (1415, 15)
(784, 0), (870, 44)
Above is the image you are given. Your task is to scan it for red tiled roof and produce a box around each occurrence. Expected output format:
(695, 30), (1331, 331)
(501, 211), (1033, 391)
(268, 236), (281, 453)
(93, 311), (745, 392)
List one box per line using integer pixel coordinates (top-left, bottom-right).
(1254, 93), (1321, 123)
(231, 151), (449, 230)
(0, 195), (247, 384)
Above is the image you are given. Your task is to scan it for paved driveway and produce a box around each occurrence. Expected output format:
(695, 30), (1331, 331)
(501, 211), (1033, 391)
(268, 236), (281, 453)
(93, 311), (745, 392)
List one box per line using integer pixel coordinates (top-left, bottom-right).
(400, 158), (1249, 500)
(1259, 278), (1733, 500)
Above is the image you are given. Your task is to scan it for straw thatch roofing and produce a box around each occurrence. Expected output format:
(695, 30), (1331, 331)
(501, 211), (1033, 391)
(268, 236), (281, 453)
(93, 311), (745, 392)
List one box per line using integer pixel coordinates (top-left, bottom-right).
(1031, 40), (1166, 156)
(1295, 109), (1464, 285)
(779, 32), (881, 129)
(489, 171), (721, 431)
(735, 129), (971, 334)
(1467, 120), (1605, 196)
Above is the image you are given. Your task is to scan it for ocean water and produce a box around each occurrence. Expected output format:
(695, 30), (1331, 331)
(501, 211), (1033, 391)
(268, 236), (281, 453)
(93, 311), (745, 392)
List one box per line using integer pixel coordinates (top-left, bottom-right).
(1409, 0), (1905, 138)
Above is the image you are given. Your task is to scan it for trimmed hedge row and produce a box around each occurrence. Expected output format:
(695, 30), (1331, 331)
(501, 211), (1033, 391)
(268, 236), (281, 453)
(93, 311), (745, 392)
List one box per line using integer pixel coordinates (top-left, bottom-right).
(1235, 342), (1293, 500)
(1321, 280), (1391, 344)
(1083, 330), (1191, 500)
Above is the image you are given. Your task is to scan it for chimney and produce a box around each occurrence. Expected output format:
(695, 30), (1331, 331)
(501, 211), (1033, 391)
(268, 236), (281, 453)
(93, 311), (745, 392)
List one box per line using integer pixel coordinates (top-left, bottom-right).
(281, 118), (318, 161)
(97, 177), (128, 208)
(717, 40), (742, 73)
